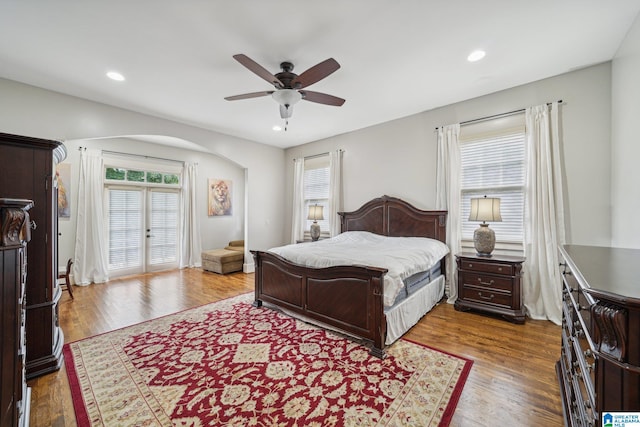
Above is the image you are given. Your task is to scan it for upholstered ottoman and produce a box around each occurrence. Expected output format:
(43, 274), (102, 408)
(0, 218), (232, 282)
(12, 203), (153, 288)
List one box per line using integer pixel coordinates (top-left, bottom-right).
(201, 248), (244, 274)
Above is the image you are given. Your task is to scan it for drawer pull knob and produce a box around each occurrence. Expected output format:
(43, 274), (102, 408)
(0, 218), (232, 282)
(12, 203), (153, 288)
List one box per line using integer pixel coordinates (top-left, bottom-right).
(478, 292), (495, 301)
(468, 263), (473, 268)
(477, 279), (495, 286)
(498, 267), (502, 271)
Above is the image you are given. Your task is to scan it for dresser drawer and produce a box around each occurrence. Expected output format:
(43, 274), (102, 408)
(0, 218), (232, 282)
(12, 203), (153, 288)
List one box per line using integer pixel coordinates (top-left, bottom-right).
(459, 272), (513, 293)
(460, 286), (512, 308)
(459, 259), (514, 275)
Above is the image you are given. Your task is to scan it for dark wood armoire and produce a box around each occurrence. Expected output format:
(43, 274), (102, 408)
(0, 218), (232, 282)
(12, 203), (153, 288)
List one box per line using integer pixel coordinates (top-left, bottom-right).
(0, 199), (33, 427)
(0, 133), (67, 379)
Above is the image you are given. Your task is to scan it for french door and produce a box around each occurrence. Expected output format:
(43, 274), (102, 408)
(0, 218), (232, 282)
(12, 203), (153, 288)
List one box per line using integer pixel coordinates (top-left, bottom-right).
(107, 186), (179, 275)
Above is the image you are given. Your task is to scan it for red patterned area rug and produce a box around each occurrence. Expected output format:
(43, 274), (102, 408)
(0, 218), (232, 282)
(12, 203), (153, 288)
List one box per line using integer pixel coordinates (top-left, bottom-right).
(64, 293), (472, 426)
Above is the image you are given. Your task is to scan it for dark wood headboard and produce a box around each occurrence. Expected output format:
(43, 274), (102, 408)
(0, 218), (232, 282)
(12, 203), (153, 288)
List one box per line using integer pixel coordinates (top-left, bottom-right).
(338, 195), (447, 243)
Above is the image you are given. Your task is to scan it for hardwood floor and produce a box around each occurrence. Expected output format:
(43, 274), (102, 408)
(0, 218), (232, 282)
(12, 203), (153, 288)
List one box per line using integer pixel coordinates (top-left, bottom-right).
(28, 268), (564, 426)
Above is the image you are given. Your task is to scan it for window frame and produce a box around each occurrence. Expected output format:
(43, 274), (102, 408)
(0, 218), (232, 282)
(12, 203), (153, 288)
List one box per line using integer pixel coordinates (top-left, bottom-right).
(459, 115), (526, 254)
(302, 155), (331, 240)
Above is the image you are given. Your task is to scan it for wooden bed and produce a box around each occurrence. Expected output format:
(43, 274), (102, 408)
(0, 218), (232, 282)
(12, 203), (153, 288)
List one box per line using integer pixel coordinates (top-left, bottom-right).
(251, 195), (447, 358)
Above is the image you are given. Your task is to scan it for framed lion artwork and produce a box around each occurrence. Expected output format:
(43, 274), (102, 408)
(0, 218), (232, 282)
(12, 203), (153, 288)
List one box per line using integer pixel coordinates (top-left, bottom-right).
(208, 178), (232, 216)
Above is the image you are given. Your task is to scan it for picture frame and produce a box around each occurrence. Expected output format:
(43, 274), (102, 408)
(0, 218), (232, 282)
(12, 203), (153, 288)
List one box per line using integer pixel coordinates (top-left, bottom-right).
(208, 178), (232, 216)
(57, 163), (71, 218)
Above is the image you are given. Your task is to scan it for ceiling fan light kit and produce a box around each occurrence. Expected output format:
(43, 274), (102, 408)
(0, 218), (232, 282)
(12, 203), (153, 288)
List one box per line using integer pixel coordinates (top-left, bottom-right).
(272, 89), (302, 107)
(225, 54), (345, 124)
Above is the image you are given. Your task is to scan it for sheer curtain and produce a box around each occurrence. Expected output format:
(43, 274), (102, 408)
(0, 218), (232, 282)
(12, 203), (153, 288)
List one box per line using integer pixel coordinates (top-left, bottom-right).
(180, 162), (201, 268)
(523, 102), (565, 324)
(73, 148), (109, 285)
(328, 150), (343, 237)
(290, 157), (305, 243)
(435, 124), (462, 302)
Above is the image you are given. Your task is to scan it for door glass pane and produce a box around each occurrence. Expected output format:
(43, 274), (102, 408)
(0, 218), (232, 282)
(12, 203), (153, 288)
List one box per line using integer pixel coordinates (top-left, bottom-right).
(149, 191), (178, 265)
(108, 189), (143, 270)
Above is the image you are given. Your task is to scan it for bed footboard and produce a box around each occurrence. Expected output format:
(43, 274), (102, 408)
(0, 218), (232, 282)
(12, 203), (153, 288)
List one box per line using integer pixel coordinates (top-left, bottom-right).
(252, 250), (389, 358)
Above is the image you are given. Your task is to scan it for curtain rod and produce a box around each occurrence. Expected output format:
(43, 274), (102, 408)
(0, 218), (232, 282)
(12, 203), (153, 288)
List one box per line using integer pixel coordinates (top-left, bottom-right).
(101, 149), (185, 165)
(294, 149), (344, 161)
(435, 100), (563, 130)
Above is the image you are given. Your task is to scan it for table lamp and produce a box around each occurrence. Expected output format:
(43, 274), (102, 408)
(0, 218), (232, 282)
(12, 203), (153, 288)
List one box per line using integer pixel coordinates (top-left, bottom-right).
(307, 204), (324, 241)
(469, 196), (502, 257)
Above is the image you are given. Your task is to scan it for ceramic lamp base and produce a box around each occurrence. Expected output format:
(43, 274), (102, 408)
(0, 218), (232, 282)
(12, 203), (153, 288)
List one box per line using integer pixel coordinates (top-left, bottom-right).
(310, 222), (321, 241)
(474, 223), (495, 257)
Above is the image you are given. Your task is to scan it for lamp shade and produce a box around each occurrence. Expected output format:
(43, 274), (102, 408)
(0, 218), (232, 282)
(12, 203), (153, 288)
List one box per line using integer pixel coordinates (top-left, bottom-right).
(469, 197), (502, 223)
(272, 89), (302, 107)
(307, 204), (324, 221)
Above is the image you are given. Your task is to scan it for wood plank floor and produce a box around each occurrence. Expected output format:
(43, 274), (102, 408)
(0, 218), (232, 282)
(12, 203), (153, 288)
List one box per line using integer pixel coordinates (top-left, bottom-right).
(28, 268), (564, 426)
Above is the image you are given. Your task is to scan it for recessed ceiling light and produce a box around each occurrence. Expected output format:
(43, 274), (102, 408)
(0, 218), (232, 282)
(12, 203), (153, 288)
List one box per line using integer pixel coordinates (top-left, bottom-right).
(467, 50), (486, 62)
(106, 71), (125, 81)
(272, 125), (282, 132)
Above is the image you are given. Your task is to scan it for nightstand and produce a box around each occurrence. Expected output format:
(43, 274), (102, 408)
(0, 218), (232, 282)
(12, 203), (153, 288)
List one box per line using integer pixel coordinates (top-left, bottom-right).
(454, 253), (525, 323)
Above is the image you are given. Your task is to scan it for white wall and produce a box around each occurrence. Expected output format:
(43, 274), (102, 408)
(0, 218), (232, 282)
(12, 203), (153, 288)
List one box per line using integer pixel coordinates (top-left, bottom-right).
(0, 78), (288, 273)
(286, 63), (614, 247)
(611, 13), (640, 249)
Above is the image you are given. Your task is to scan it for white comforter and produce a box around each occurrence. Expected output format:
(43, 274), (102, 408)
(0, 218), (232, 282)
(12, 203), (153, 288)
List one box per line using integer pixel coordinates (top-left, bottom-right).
(268, 231), (449, 307)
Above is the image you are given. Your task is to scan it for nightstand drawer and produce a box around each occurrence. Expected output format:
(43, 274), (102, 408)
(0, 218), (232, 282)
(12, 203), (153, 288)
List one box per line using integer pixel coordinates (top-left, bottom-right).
(461, 286), (512, 308)
(459, 260), (514, 275)
(459, 272), (513, 293)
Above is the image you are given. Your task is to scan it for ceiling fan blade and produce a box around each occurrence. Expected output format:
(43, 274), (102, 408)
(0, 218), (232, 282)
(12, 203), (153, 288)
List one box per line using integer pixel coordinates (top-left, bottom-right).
(224, 91), (274, 101)
(291, 58), (340, 89)
(233, 54), (284, 88)
(300, 90), (345, 106)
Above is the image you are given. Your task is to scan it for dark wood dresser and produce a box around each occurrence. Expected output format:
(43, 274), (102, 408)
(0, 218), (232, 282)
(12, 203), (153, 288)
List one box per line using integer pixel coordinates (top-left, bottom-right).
(0, 133), (67, 379)
(0, 199), (33, 427)
(454, 253), (526, 323)
(558, 244), (640, 427)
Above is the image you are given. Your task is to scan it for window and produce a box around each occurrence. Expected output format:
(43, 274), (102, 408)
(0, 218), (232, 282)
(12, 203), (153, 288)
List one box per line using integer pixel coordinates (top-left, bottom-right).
(460, 117), (525, 244)
(304, 155), (330, 238)
(105, 167), (180, 186)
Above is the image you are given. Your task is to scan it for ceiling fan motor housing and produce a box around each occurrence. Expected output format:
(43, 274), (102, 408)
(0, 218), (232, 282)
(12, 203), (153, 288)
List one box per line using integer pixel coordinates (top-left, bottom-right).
(275, 62), (297, 88)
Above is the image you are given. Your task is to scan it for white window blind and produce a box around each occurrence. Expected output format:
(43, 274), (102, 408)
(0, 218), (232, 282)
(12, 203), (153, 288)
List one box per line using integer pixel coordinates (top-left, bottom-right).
(149, 191), (178, 265)
(108, 189), (143, 270)
(304, 156), (330, 237)
(460, 131), (525, 243)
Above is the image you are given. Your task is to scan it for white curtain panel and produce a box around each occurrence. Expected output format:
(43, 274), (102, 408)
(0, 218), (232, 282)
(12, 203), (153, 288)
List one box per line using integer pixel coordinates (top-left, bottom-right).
(180, 162), (201, 268)
(73, 148), (109, 285)
(291, 158), (305, 243)
(328, 150), (343, 237)
(523, 102), (565, 325)
(435, 124), (462, 303)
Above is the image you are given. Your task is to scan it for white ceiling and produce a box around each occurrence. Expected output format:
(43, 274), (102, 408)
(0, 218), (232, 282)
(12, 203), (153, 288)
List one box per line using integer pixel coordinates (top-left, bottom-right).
(1, 1), (639, 149)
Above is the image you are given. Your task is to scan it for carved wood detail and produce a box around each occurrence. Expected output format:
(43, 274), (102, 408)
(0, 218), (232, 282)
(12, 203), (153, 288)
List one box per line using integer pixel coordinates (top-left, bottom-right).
(591, 302), (628, 362)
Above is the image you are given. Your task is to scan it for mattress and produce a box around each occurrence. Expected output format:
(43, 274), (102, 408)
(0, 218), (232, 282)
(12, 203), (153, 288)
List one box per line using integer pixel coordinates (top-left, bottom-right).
(390, 263), (442, 307)
(268, 231), (450, 307)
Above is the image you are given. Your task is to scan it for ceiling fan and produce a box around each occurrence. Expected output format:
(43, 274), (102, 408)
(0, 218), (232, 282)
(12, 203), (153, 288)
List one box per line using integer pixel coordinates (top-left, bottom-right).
(225, 54), (345, 120)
